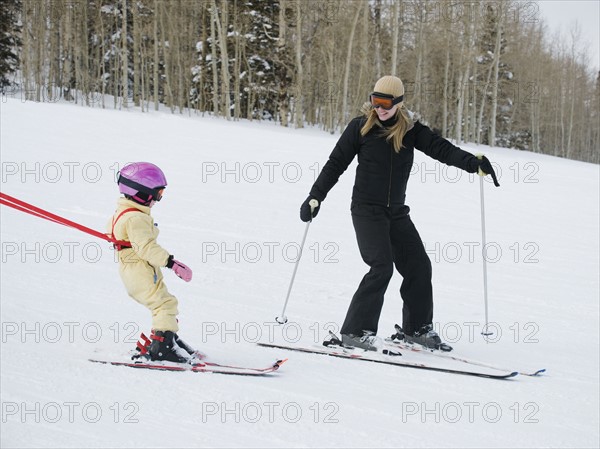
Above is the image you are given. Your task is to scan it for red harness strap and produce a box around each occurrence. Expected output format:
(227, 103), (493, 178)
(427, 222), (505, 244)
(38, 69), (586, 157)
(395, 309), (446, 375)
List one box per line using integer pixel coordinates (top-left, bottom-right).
(0, 192), (133, 249)
(110, 208), (140, 251)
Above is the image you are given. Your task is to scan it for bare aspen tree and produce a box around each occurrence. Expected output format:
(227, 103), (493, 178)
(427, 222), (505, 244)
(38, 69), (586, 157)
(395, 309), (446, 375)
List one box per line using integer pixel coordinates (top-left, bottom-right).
(20, 1), (30, 99)
(413, 1), (426, 114)
(355, 0), (370, 112)
(78, 1), (90, 106)
(559, 39), (568, 156)
(530, 23), (545, 153)
(373, 0), (382, 79)
(566, 23), (582, 159)
(132, 1), (141, 108)
(65, 1), (76, 102)
(111, 6), (119, 108)
(160, 2), (174, 111)
(98, 3), (106, 108)
(213, 0), (231, 119)
(476, 61), (493, 144)
(209, 1), (220, 116)
(442, 25), (451, 137)
(26, 0), (41, 101)
(173, 2), (185, 113)
(303, 2), (315, 125)
(196, 2), (208, 114)
(341, 2), (361, 123)
(278, 0), (288, 126)
(390, 0), (400, 76)
(463, 2), (479, 143)
(488, 5), (503, 146)
(232, 0), (242, 120)
(36, 1), (45, 102)
(324, 17), (336, 132)
(120, 0), (128, 108)
(47, 1), (59, 102)
(153, 0), (160, 111)
(294, 0), (304, 129)
(455, 29), (467, 143)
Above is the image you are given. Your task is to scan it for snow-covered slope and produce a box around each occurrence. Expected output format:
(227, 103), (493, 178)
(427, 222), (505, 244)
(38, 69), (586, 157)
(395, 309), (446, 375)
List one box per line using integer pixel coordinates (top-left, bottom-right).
(1, 98), (598, 448)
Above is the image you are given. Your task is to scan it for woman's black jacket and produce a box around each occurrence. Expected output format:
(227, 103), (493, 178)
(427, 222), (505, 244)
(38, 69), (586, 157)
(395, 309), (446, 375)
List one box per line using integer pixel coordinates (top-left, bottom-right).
(309, 115), (480, 208)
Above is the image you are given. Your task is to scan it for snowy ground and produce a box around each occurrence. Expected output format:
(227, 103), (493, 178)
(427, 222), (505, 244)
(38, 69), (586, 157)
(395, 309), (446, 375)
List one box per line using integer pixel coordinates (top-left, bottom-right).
(1, 97), (598, 448)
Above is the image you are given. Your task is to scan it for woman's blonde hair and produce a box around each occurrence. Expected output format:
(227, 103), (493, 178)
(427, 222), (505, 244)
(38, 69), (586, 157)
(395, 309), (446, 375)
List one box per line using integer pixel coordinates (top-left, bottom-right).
(360, 105), (412, 152)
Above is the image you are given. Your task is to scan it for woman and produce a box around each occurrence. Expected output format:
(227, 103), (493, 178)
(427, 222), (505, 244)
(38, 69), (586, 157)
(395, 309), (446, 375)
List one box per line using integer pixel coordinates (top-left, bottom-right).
(300, 76), (499, 352)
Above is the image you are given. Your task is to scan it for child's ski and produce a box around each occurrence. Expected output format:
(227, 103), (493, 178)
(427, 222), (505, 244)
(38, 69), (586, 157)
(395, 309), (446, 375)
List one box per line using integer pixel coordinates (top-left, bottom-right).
(89, 358), (286, 376)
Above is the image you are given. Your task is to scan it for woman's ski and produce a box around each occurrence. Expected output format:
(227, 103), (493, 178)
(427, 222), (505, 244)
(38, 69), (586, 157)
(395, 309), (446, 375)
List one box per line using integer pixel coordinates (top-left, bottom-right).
(256, 342), (518, 380)
(386, 324), (546, 377)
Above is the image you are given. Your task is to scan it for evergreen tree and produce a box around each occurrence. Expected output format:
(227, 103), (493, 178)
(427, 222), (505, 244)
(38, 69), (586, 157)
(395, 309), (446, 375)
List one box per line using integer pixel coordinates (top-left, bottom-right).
(0, 0), (22, 91)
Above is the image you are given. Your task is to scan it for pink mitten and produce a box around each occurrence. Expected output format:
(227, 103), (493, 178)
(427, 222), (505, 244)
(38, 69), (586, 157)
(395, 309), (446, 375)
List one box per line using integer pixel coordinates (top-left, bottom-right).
(170, 258), (192, 282)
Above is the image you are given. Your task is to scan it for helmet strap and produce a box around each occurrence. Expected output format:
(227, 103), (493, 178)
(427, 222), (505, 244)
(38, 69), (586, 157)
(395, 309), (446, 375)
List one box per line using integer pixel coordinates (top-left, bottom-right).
(125, 193), (152, 206)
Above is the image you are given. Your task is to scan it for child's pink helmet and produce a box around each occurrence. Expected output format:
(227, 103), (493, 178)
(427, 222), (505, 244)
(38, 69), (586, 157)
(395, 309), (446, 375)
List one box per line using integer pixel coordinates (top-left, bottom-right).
(117, 162), (167, 205)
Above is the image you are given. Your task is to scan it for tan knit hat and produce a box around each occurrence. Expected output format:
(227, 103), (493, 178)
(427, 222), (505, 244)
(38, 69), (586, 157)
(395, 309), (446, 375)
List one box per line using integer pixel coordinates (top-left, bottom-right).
(373, 76), (404, 98)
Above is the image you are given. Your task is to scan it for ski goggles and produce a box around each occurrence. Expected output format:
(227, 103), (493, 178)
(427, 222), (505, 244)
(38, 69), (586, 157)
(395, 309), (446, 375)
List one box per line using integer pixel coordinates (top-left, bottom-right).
(369, 92), (404, 110)
(155, 188), (165, 202)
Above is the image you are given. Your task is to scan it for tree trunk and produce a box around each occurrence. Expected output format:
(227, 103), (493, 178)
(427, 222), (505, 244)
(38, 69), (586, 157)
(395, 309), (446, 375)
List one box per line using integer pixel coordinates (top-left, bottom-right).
(488, 15), (503, 147)
(121, 0), (128, 108)
(213, 0), (231, 119)
(278, 0), (288, 127)
(294, 0), (304, 129)
(153, 0), (160, 111)
(414, 14), (425, 113)
(373, 0), (382, 79)
(132, 1), (140, 108)
(209, 1), (219, 115)
(390, 1), (400, 76)
(341, 4), (361, 123)
(442, 35), (450, 137)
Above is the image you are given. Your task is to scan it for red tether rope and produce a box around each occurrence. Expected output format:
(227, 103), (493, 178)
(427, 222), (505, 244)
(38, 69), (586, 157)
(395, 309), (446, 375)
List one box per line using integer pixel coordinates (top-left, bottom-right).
(0, 191), (131, 249)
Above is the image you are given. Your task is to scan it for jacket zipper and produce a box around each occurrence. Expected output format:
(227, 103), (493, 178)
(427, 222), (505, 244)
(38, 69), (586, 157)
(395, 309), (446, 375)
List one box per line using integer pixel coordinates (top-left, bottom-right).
(387, 147), (393, 207)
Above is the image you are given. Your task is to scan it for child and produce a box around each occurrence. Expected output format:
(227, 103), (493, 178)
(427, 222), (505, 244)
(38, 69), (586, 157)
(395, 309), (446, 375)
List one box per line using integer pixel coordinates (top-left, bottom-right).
(109, 162), (196, 363)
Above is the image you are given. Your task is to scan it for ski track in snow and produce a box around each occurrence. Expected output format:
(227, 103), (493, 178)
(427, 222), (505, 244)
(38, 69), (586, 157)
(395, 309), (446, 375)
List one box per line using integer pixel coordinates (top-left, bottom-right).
(1, 98), (598, 448)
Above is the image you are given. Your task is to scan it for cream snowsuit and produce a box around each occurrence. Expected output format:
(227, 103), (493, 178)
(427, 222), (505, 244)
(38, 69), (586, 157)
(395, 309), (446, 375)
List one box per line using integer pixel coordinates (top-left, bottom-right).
(109, 197), (179, 332)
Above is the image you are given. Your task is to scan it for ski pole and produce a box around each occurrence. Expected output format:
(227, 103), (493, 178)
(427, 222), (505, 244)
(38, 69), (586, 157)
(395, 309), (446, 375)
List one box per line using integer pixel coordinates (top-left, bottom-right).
(276, 199), (319, 324)
(476, 154), (493, 338)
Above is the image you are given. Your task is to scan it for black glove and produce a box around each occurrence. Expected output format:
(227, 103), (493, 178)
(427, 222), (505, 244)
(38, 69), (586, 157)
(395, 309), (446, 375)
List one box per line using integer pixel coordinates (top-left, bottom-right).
(471, 155), (500, 187)
(300, 196), (320, 222)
